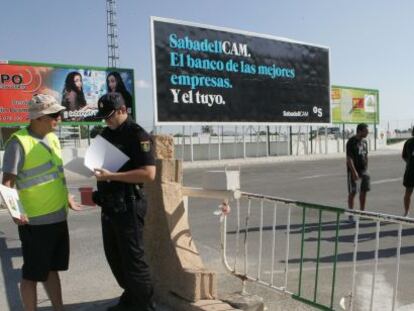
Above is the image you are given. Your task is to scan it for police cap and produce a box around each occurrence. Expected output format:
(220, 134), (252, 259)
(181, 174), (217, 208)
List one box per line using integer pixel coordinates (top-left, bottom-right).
(96, 92), (125, 119)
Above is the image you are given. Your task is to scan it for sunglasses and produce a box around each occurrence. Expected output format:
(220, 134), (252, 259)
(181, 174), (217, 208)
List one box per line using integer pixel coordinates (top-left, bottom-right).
(45, 112), (62, 120)
(104, 110), (116, 120)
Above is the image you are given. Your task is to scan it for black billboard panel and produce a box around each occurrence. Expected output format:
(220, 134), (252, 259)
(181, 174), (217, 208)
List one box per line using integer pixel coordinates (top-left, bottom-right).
(151, 17), (330, 125)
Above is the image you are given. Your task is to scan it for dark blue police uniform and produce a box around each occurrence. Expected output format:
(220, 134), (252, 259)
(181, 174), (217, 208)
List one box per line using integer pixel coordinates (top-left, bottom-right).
(94, 117), (155, 311)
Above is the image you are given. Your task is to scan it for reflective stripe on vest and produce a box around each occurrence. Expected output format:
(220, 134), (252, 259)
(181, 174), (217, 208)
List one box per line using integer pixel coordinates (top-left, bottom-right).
(17, 163), (64, 190)
(18, 161), (54, 180)
(28, 206), (67, 225)
(16, 171), (60, 190)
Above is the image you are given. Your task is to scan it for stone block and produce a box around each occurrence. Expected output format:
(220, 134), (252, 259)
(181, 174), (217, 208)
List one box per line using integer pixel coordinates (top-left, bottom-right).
(153, 135), (174, 160)
(222, 293), (264, 311)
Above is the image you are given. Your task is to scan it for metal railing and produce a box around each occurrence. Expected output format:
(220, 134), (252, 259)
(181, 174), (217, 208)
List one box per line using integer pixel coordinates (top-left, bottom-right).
(58, 125), (81, 148)
(220, 192), (414, 310)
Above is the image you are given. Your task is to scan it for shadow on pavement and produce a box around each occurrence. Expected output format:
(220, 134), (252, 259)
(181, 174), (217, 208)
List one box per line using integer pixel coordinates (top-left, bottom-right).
(6, 296), (170, 311)
(305, 227), (414, 243)
(0, 235), (171, 311)
(0, 236), (23, 311)
(37, 298), (116, 311)
(227, 219), (393, 235)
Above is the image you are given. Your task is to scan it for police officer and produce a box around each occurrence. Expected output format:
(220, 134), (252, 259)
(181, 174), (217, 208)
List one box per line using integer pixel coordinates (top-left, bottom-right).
(92, 92), (156, 311)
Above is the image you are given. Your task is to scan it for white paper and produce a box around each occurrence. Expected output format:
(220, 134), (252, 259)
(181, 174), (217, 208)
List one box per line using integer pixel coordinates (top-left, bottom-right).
(84, 135), (130, 172)
(0, 184), (25, 219)
(64, 157), (94, 177)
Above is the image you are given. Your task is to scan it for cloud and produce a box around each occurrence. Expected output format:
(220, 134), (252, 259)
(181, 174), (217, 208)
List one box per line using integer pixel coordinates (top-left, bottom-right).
(135, 79), (151, 89)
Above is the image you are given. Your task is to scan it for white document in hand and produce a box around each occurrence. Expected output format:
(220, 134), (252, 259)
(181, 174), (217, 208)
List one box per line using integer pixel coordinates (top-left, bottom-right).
(84, 135), (130, 172)
(0, 184), (25, 219)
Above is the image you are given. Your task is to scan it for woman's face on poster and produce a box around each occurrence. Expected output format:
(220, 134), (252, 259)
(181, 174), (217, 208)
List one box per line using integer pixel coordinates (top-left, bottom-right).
(74, 75), (82, 91)
(108, 75), (117, 92)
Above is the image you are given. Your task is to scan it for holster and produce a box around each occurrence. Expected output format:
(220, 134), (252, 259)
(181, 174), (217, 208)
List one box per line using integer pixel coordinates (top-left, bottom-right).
(93, 184), (143, 215)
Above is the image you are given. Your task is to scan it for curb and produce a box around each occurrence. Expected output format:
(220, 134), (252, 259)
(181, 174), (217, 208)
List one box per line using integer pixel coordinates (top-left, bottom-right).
(182, 148), (400, 170)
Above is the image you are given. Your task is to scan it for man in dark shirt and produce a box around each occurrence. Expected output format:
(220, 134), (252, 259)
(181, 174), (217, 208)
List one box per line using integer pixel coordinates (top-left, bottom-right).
(402, 128), (414, 217)
(92, 92), (156, 311)
(346, 123), (369, 221)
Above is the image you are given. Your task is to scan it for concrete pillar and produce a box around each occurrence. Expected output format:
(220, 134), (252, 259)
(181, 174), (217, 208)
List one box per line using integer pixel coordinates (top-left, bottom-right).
(145, 135), (241, 311)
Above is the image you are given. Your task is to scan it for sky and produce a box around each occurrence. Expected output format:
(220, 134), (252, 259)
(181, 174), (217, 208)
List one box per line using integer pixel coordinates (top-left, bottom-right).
(1, 0), (413, 130)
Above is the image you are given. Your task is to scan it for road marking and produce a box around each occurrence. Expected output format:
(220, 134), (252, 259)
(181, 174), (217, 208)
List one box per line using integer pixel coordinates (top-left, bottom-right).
(338, 271), (395, 310)
(263, 264), (414, 310)
(299, 175), (402, 184)
(371, 177), (402, 185)
(356, 271), (395, 311)
(299, 173), (342, 180)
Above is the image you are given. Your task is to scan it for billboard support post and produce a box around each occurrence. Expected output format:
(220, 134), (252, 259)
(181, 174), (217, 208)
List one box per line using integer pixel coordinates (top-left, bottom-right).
(208, 134), (211, 160)
(267, 125), (270, 156)
(218, 125), (221, 161)
(289, 126), (293, 156)
(243, 126), (246, 159)
(342, 124), (346, 152)
(182, 126), (185, 161)
(190, 125), (194, 162)
(310, 126), (313, 154)
(234, 126), (237, 158)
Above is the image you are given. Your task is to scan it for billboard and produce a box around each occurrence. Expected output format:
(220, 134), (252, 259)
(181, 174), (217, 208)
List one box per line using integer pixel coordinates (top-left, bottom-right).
(151, 17), (330, 125)
(0, 61), (135, 125)
(331, 86), (379, 124)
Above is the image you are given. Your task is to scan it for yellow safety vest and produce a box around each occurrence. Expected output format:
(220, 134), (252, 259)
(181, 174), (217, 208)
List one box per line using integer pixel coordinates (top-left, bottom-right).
(9, 128), (68, 219)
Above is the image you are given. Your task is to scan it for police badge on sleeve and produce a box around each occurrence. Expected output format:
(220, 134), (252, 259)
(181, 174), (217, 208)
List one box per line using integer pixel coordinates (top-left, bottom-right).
(140, 141), (150, 152)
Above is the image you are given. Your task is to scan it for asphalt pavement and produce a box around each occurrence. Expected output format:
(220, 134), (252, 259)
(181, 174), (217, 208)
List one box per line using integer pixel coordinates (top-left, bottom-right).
(0, 191), (172, 311)
(1, 146), (413, 310)
(184, 148), (414, 311)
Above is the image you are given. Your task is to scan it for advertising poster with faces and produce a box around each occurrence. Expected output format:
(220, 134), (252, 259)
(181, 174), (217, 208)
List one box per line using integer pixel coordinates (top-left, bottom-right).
(0, 61), (135, 125)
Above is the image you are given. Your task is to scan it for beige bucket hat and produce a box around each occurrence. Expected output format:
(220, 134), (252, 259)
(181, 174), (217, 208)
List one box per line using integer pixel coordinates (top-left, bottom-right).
(28, 94), (66, 119)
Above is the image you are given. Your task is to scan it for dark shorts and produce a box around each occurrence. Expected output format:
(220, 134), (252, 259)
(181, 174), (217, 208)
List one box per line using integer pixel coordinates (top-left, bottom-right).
(347, 171), (370, 194)
(403, 170), (414, 188)
(18, 221), (69, 282)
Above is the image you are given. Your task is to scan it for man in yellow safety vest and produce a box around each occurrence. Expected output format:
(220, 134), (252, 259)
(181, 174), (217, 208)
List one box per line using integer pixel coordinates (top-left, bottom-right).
(2, 93), (81, 311)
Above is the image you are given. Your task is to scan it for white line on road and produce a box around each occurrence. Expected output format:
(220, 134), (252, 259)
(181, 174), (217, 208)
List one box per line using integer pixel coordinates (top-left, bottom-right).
(299, 175), (402, 184)
(355, 271), (394, 311)
(398, 303), (414, 310)
(299, 173), (342, 180)
(371, 177), (402, 185)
